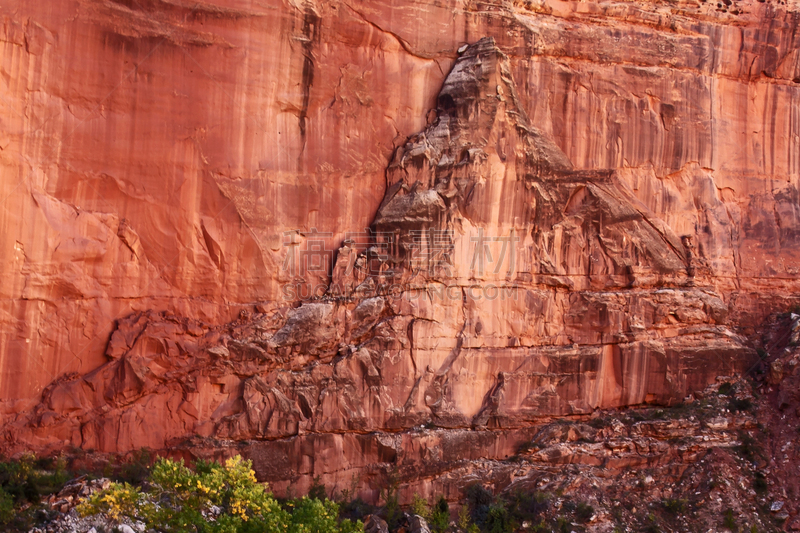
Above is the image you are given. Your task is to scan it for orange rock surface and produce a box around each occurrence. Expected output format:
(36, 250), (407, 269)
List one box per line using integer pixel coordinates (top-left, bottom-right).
(1, 0), (799, 496)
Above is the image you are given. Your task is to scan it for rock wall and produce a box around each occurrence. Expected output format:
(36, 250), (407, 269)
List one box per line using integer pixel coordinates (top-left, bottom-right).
(1, 0), (800, 499)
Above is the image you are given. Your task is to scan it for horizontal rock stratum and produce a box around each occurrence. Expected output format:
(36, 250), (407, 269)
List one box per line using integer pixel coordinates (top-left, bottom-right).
(1, 0), (799, 499)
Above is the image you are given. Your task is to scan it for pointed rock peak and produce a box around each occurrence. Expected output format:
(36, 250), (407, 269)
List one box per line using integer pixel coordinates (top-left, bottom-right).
(391, 37), (572, 182)
(438, 36), (506, 111)
(437, 37), (527, 126)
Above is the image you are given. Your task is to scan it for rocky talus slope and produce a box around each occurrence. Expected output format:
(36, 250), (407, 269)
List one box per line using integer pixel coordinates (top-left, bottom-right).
(1, 0), (799, 513)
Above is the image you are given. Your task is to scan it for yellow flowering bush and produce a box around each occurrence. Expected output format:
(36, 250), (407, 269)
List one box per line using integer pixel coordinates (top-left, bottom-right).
(78, 455), (361, 533)
(77, 482), (143, 521)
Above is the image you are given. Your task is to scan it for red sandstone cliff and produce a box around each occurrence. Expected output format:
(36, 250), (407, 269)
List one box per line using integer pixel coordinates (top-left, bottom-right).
(1, 0), (800, 500)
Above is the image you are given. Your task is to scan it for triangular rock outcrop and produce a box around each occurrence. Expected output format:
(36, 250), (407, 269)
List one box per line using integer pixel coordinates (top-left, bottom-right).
(371, 38), (688, 287)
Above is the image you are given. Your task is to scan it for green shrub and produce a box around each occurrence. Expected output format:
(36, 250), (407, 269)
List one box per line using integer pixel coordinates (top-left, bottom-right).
(718, 382), (734, 396)
(465, 484), (494, 527)
(0, 486), (14, 525)
(506, 490), (548, 525)
(308, 476), (328, 501)
(575, 502), (594, 523)
(0, 454), (68, 506)
(457, 505), (479, 533)
(378, 472), (401, 529)
(736, 433), (762, 462)
(728, 398), (753, 412)
(337, 475), (372, 521)
(117, 448), (152, 484)
(753, 472), (768, 494)
(722, 508), (737, 531)
(411, 493), (432, 519)
(663, 498), (688, 515)
(0, 454), (69, 533)
(464, 485), (516, 533)
(464, 487), (551, 533)
(644, 513), (661, 533)
(485, 501), (512, 533)
(430, 496), (450, 533)
(339, 497), (373, 521)
(0, 454), (40, 504)
(288, 497), (362, 533)
(529, 519), (552, 533)
(78, 455), (362, 533)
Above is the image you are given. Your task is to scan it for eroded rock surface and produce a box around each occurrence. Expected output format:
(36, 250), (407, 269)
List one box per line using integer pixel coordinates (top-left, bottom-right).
(1, 0), (800, 503)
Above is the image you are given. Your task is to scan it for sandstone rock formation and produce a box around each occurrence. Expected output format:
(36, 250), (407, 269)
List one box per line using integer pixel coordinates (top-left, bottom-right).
(2, 0), (800, 503)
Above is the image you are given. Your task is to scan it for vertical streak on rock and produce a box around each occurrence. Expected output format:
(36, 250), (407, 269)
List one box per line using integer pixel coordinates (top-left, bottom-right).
(298, 4), (320, 168)
(407, 318), (418, 377)
(769, 84), (779, 177)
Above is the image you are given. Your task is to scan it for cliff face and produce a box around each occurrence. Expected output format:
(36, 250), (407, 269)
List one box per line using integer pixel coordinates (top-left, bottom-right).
(1, 0), (800, 499)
